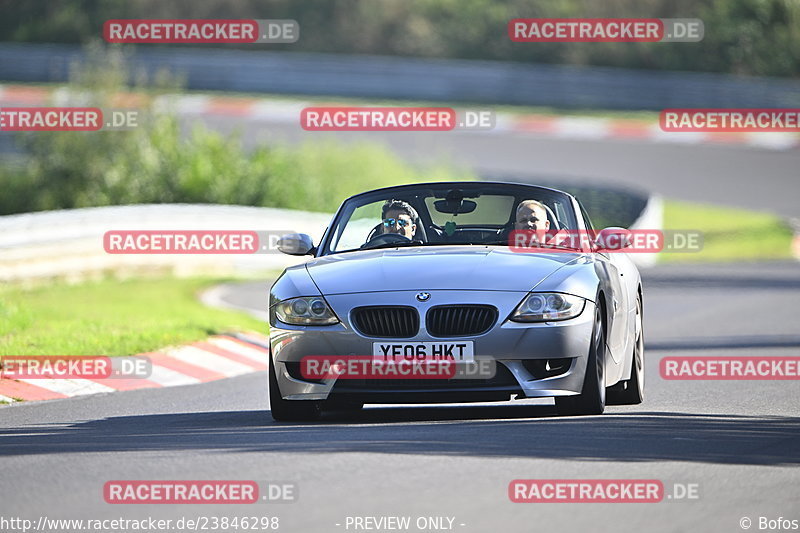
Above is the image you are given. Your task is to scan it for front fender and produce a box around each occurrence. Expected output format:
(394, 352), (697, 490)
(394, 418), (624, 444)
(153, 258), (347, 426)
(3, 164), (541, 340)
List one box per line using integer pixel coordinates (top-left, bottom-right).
(531, 254), (627, 384)
(530, 255), (602, 304)
(269, 266), (324, 326)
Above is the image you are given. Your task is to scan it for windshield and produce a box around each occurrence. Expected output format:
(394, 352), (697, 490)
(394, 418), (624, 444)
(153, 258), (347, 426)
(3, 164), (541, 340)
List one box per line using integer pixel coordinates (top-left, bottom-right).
(322, 183), (580, 255)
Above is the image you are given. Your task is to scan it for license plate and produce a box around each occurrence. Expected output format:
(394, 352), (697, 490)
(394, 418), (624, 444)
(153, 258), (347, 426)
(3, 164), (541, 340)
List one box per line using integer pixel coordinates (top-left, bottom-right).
(372, 341), (475, 363)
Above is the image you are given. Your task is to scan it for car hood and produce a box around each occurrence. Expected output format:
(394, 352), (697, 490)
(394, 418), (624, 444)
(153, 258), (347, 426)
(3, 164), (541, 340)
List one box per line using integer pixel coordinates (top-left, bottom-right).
(305, 246), (582, 294)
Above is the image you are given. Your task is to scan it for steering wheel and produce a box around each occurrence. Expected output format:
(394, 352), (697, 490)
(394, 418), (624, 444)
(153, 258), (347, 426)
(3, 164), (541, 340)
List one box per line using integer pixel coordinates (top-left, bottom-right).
(361, 232), (413, 249)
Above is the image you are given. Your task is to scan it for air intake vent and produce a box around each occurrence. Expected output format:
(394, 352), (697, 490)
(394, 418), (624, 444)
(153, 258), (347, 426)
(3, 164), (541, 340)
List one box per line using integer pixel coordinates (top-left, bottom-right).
(351, 306), (419, 338)
(426, 305), (497, 337)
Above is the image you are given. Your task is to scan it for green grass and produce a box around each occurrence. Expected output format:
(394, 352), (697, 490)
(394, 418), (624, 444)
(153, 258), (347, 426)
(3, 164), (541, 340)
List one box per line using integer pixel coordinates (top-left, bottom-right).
(660, 200), (793, 263)
(0, 277), (270, 357)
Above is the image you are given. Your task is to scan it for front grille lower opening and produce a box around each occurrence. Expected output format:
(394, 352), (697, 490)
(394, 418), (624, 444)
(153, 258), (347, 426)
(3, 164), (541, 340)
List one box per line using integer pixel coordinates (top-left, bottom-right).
(522, 358), (573, 380)
(332, 361), (520, 390)
(284, 361), (326, 384)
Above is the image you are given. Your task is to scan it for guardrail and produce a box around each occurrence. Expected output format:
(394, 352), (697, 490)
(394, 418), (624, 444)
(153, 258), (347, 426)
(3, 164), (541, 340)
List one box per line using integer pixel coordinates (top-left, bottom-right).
(0, 204), (330, 282)
(0, 183), (660, 282)
(0, 43), (798, 110)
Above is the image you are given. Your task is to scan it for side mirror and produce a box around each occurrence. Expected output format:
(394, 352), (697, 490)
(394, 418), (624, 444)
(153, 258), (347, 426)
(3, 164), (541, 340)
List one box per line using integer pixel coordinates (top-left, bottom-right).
(595, 227), (632, 251)
(277, 233), (315, 256)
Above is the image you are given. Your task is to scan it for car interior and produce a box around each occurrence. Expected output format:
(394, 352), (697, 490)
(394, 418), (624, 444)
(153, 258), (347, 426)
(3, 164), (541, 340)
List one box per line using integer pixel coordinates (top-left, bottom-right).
(362, 191), (567, 247)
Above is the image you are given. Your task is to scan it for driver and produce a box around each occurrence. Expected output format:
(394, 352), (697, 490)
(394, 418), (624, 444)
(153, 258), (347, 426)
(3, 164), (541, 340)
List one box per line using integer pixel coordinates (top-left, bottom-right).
(381, 199), (418, 239)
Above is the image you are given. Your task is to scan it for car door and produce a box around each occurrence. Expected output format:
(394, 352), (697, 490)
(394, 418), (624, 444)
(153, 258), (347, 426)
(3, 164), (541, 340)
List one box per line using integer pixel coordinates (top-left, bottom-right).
(578, 201), (628, 381)
(594, 250), (628, 372)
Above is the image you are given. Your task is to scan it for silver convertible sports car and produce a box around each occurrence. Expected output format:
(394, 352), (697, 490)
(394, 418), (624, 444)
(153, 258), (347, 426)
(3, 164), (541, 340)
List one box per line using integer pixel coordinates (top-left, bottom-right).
(269, 181), (644, 420)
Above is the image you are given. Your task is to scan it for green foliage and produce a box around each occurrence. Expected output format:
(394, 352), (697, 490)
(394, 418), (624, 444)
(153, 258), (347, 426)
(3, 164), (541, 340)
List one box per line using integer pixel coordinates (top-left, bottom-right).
(660, 199), (793, 262)
(0, 0), (798, 77)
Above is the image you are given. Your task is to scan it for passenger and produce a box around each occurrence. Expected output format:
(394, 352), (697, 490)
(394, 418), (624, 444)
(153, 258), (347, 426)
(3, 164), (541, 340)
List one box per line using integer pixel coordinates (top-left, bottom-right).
(496, 199), (552, 246)
(514, 199), (551, 234)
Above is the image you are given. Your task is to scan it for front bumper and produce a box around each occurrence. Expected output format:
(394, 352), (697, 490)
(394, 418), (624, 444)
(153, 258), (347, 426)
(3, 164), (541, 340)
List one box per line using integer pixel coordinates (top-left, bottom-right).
(269, 290), (595, 403)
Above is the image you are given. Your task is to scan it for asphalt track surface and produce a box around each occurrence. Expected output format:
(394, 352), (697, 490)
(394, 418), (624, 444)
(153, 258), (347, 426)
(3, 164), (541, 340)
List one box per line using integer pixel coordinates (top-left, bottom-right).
(2, 261), (800, 532)
(2, 128), (800, 532)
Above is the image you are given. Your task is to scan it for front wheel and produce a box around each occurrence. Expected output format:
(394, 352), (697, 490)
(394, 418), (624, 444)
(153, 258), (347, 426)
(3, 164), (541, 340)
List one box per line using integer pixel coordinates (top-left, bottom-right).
(268, 356), (322, 422)
(555, 303), (606, 416)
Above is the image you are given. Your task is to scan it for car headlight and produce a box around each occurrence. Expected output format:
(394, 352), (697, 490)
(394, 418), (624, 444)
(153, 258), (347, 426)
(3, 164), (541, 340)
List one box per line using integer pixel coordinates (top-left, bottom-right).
(510, 292), (586, 322)
(275, 297), (339, 325)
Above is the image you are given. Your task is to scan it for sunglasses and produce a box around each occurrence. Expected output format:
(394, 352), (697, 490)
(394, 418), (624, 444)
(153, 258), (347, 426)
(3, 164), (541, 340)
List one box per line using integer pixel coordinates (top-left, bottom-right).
(383, 217), (412, 228)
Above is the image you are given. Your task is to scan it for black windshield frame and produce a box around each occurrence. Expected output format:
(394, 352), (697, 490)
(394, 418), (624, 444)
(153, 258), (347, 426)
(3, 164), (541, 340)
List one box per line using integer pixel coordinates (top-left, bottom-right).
(317, 181), (581, 257)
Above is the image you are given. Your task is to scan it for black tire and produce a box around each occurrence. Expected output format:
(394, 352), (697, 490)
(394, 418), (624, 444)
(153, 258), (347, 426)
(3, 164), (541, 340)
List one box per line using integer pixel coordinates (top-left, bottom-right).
(607, 295), (645, 405)
(555, 303), (606, 416)
(268, 356), (322, 422)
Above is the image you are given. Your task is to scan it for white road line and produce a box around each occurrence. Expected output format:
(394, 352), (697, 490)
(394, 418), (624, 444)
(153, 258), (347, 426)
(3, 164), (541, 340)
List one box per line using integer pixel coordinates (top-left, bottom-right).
(172, 94), (211, 114)
(650, 130), (708, 144)
(17, 378), (116, 397)
(745, 132), (799, 150)
(147, 365), (201, 387)
(166, 345), (255, 377)
(250, 100), (309, 122)
(206, 337), (269, 364)
(553, 117), (611, 139)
